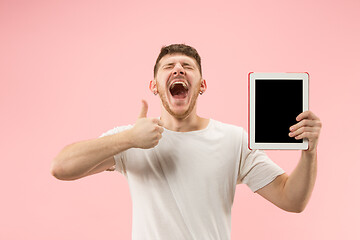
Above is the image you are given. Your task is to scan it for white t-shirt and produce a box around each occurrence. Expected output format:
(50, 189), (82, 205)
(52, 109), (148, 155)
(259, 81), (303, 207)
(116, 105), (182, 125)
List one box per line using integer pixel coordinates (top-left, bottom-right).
(100, 119), (285, 240)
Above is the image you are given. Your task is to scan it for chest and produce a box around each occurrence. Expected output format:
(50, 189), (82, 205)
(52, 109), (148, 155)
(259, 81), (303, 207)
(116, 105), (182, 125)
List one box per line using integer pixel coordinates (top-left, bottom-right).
(125, 133), (239, 185)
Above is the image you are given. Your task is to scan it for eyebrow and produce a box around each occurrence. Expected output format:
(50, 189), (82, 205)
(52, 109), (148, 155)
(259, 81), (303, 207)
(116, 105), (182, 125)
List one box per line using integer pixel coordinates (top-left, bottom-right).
(163, 62), (175, 66)
(162, 62), (194, 67)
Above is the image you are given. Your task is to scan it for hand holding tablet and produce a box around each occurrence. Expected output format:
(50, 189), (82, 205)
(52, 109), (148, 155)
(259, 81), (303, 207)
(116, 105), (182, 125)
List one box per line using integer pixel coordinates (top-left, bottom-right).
(249, 72), (309, 150)
(288, 110), (322, 152)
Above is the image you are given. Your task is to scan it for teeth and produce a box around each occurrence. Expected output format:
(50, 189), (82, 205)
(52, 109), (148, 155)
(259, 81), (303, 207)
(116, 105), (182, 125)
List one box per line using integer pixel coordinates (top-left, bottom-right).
(170, 81), (188, 90)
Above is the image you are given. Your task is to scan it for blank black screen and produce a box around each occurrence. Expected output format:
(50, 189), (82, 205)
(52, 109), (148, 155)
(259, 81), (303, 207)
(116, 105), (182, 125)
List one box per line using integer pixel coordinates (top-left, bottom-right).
(255, 80), (303, 143)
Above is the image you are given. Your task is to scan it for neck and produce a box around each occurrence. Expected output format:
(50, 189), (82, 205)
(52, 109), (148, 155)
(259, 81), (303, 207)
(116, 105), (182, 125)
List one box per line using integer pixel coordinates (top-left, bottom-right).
(160, 105), (209, 132)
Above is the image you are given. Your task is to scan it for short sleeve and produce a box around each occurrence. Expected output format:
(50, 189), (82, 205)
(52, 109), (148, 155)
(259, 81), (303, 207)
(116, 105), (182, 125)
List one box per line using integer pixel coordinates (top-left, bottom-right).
(99, 125), (133, 175)
(237, 130), (285, 192)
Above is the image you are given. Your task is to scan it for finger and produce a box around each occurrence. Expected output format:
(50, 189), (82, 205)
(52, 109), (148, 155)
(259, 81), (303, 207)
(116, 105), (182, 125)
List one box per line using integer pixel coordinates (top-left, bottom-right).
(290, 119), (322, 133)
(290, 119), (316, 131)
(289, 126), (317, 138)
(154, 125), (164, 133)
(296, 111), (319, 121)
(138, 100), (148, 119)
(294, 131), (319, 141)
(152, 118), (164, 126)
(158, 127), (164, 134)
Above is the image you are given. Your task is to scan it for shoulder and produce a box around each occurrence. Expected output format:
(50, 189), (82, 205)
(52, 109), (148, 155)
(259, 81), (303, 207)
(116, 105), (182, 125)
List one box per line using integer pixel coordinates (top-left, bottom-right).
(208, 119), (246, 143)
(210, 119), (245, 134)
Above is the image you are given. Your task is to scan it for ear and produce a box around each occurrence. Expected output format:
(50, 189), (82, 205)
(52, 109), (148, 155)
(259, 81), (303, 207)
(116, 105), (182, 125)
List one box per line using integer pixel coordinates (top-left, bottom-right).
(199, 79), (207, 94)
(149, 79), (158, 95)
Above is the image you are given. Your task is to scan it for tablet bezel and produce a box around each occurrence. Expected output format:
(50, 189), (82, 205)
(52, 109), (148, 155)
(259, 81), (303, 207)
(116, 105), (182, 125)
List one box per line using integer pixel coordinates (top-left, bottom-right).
(249, 72), (309, 150)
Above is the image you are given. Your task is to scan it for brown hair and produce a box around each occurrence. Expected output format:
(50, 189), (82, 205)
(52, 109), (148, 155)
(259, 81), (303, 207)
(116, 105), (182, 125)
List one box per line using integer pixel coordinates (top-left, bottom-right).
(153, 44), (202, 77)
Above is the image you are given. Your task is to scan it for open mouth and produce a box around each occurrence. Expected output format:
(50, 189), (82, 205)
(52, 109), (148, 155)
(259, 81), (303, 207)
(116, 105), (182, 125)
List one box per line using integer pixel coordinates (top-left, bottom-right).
(169, 81), (189, 99)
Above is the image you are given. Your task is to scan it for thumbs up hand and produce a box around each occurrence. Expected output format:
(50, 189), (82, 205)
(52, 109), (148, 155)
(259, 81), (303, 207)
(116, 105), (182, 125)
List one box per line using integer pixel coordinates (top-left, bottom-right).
(129, 100), (164, 149)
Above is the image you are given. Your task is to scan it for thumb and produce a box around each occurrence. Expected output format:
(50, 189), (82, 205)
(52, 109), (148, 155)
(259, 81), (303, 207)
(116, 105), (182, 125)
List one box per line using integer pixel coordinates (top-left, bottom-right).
(138, 99), (148, 118)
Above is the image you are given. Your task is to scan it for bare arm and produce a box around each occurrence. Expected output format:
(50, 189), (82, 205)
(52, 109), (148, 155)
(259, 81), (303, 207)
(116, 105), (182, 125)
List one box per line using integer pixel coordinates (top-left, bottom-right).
(256, 150), (317, 212)
(256, 111), (321, 213)
(50, 130), (133, 180)
(50, 100), (164, 181)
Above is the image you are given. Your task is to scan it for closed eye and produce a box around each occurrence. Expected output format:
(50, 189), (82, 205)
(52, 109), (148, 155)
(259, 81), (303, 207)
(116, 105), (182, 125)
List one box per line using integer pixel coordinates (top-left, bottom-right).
(183, 63), (194, 69)
(163, 64), (174, 69)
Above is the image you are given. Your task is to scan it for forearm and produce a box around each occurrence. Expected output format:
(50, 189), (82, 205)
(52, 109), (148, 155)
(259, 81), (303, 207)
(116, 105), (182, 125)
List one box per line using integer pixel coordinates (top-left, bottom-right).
(283, 150), (317, 212)
(51, 130), (133, 179)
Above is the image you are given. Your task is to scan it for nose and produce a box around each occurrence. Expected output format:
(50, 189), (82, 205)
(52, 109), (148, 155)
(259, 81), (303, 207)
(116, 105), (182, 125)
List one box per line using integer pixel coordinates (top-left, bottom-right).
(172, 63), (185, 77)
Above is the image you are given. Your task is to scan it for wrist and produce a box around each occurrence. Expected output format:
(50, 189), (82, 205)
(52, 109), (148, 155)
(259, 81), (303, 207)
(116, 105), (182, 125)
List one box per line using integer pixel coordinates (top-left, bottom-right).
(115, 129), (135, 150)
(124, 129), (136, 149)
(302, 148), (317, 158)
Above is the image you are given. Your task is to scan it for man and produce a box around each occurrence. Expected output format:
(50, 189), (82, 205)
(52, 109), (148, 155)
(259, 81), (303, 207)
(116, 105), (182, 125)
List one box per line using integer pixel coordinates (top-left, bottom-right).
(51, 44), (322, 239)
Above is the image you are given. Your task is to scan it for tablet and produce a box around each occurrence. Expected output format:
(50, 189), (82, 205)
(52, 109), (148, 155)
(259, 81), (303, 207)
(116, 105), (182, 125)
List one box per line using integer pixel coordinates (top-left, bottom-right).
(249, 72), (309, 150)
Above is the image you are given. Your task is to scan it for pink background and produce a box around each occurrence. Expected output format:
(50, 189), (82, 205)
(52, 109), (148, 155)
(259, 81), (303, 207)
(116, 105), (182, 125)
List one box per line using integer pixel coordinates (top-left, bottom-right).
(1, 0), (359, 239)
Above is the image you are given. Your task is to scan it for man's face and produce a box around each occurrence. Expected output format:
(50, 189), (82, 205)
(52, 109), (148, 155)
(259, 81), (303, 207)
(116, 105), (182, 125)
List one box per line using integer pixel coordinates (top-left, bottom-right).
(152, 53), (206, 119)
